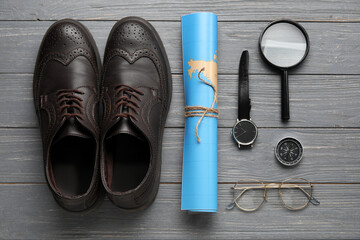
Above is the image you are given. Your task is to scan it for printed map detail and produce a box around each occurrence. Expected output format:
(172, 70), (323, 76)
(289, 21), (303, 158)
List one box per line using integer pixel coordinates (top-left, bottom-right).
(187, 52), (218, 100)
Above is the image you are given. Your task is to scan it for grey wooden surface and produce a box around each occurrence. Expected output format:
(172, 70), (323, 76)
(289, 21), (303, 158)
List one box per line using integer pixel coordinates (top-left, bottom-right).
(0, 0), (359, 239)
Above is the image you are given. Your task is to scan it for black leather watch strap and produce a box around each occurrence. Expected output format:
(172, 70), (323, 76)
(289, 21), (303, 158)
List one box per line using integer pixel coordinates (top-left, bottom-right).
(238, 50), (251, 120)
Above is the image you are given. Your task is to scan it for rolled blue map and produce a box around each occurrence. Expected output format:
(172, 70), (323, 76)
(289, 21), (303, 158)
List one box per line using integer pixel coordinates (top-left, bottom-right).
(181, 12), (218, 213)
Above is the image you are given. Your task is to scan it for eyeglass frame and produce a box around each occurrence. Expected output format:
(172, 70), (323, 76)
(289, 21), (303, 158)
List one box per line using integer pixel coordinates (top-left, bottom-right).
(228, 178), (320, 212)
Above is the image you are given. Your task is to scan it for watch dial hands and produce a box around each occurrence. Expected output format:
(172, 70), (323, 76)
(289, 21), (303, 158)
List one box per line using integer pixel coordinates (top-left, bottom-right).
(233, 120), (257, 145)
(235, 125), (247, 138)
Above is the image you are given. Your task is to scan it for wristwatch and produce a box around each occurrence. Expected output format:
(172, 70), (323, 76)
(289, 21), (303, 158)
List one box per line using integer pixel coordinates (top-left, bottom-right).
(232, 50), (258, 149)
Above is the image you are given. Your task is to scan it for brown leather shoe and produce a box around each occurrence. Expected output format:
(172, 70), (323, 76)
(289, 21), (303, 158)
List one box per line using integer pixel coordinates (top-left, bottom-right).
(33, 19), (103, 212)
(100, 17), (172, 210)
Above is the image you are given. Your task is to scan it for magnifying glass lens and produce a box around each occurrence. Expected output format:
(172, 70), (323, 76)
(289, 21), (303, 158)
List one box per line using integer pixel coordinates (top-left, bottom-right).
(260, 23), (307, 68)
(259, 20), (309, 120)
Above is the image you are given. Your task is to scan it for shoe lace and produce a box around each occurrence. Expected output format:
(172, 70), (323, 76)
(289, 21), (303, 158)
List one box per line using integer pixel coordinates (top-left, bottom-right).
(113, 84), (144, 121)
(56, 89), (84, 120)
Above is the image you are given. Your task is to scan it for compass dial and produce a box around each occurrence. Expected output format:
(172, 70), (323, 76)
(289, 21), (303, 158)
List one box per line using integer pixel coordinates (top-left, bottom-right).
(275, 138), (303, 166)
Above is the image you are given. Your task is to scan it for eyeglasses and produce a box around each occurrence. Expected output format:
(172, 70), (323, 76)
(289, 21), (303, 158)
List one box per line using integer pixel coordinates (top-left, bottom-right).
(226, 178), (320, 212)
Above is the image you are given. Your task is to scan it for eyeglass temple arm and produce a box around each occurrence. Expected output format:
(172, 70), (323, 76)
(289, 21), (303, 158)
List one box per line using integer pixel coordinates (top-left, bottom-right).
(294, 184), (320, 205)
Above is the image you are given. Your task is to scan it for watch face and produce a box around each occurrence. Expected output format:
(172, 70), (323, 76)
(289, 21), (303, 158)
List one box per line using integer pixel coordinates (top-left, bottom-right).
(232, 120), (258, 145)
(275, 137), (303, 166)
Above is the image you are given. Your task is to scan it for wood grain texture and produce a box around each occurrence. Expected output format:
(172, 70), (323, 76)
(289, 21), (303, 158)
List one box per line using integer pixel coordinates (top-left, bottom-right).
(0, 183), (359, 239)
(0, 0), (359, 22)
(1, 21), (360, 75)
(1, 128), (359, 183)
(1, 74), (359, 128)
(0, 0), (359, 238)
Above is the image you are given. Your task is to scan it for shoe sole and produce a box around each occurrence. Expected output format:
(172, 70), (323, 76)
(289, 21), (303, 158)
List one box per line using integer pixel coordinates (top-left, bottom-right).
(54, 186), (106, 215)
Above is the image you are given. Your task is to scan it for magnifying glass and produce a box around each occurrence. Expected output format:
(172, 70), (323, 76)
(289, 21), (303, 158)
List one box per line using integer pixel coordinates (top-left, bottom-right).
(259, 19), (310, 120)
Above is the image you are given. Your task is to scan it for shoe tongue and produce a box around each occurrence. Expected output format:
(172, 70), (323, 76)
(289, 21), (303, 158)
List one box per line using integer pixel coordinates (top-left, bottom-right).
(106, 118), (144, 141)
(53, 118), (91, 145)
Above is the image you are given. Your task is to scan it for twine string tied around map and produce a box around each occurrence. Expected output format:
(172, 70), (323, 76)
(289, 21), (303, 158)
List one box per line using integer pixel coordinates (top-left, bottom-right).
(184, 67), (219, 142)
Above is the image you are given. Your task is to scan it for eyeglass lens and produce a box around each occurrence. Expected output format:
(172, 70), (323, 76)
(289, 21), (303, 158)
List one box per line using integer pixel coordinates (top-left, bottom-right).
(233, 180), (265, 211)
(279, 178), (312, 210)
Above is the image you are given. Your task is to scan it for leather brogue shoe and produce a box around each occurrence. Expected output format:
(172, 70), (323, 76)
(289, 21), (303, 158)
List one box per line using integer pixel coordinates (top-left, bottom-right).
(33, 19), (103, 212)
(100, 17), (172, 210)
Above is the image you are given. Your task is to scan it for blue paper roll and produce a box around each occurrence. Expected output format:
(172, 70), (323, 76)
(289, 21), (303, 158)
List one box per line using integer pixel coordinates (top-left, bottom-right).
(181, 12), (218, 213)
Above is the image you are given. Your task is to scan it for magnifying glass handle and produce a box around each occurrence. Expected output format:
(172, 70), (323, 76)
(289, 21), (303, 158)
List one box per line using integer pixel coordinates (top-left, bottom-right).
(281, 70), (290, 120)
